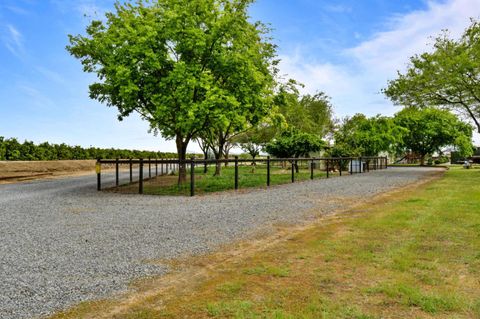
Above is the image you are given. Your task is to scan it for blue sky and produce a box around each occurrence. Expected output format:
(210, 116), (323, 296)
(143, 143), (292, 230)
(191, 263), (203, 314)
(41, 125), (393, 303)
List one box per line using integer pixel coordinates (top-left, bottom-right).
(1, 0), (479, 153)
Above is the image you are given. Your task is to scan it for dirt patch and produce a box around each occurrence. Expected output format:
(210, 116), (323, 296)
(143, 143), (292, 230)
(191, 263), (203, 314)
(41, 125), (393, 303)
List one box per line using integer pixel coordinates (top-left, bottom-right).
(0, 160), (97, 184)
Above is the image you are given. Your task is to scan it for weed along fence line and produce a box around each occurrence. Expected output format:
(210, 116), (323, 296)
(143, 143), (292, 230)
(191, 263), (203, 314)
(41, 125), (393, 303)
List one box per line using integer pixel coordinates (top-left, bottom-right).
(95, 156), (388, 196)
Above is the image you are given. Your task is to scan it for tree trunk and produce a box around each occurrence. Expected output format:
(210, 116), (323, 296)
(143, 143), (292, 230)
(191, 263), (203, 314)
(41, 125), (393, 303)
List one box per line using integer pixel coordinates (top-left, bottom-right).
(224, 149), (229, 167)
(214, 138), (226, 176)
(213, 147), (222, 176)
(202, 150), (208, 173)
(420, 154), (426, 166)
(215, 160), (222, 176)
(176, 136), (188, 184)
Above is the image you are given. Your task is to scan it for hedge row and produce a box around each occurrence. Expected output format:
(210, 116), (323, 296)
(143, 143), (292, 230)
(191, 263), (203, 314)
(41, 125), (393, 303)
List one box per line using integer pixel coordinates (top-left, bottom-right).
(0, 137), (182, 161)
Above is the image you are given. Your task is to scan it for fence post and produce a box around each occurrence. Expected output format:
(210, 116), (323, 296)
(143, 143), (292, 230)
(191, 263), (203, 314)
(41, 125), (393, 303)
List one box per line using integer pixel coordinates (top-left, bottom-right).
(310, 158), (314, 180)
(234, 156), (239, 190)
(139, 158), (144, 194)
(267, 156), (271, 186)
(129, 158), (133, 183)
(350, 158), (353, 175)
(291, 160), (295, 183)
(161, 158), (164, 175)
(339, 159), (342, 176)
(148, 157), (151, 179)
(190, 157), (195, 197)
(385, 157), (388, 169)
(326, 160), (329, 178)
(115, 158), (119, 187)
(96, 159), (101, 191)
(155, 158), (158, 176)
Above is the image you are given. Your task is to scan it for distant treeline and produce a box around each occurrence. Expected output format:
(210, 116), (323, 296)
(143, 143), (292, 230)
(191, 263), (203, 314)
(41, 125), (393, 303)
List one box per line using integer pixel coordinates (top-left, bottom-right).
(0, 137), (182, 161)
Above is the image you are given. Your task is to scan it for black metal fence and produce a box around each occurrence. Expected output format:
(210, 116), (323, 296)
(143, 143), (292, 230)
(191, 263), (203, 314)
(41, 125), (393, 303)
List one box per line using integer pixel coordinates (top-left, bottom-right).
(96, 156), (388, 196)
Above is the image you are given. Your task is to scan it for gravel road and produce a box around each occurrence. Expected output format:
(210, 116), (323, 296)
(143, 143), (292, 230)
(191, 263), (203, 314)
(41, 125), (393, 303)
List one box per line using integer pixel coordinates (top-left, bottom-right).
(0, 167), (442, 319)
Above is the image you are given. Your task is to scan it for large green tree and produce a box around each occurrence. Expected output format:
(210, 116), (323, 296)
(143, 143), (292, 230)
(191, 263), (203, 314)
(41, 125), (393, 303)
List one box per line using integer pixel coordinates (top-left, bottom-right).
(67, 0), (277, 183)
(274, 80), (334, 138)
(383, 19), (480, 133)
(332, 114), (402, 157)
(394, 107), (473, 165)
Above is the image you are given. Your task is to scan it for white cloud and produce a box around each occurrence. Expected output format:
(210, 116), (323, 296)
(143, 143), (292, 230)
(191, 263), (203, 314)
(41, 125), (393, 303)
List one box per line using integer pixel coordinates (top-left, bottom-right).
(18, 84), (56, 109)
(278, 0), (480, 122)
(324, 4), (353, 13)
(50, 0), (106, 19)
(3, 5), (30, 15)
(348, 0), (480, 77)
(36, 66), (65, 84)
(2, 24), (25, 58)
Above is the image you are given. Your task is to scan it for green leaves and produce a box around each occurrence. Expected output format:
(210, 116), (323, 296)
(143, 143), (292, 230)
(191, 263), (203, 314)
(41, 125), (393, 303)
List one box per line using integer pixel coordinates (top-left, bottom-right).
(265, 128), (325, 158)
(394, 107), (473, 160)
(383, 19), (480, 133)
(274, 81), (334, 138)
(332, 114), (402, 157)
(67, 0), (276, 160)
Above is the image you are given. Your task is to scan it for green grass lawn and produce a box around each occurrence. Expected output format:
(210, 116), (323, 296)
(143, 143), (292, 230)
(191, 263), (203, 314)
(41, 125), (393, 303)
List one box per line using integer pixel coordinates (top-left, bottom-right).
(123, 164), (335, 196)
(52, 167), (480, 319)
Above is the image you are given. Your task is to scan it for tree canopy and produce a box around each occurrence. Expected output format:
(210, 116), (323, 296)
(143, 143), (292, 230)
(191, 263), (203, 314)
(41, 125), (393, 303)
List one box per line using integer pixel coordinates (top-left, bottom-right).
(274, 80), (334, 138)
(67, 0), (277, 182)
(332, 114), (403, 157)
(265, 128), (325, 159)
(383, 19), (480, 133)
(394, 107), (473, 164)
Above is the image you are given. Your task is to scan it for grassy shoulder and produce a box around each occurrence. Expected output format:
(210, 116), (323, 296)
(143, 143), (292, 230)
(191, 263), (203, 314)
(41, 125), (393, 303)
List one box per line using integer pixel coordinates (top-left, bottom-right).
(52, 167), (480, 318)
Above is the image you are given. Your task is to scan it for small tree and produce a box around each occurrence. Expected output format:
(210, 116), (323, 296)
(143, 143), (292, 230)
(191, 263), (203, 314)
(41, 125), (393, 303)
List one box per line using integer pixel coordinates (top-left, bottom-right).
(265, 129), (325, 172)
(234, 122), (278, 160)
(274, 80), (334, 138)
(67, 0), (277, 183)
(333, 114), (403, 157)
(394, 107), (473, 165)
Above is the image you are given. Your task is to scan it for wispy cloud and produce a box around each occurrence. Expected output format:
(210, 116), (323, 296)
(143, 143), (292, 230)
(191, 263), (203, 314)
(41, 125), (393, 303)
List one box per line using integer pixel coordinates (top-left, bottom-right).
(347, 0), (480, 77)
(18, 84), (56, 109)
(2, 24), (26, 59)
(50, 0), (106, 19)
(324, 4), (353, 13)
(76, 2), (105, 18)
(279, 0), (480, 120)
(35, 66), (65, 84)
(3, 5), (30, 15)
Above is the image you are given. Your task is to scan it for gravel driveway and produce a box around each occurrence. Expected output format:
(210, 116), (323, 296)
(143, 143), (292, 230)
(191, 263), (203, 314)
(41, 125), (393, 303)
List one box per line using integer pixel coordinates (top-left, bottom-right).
(0, 167), (442, 319)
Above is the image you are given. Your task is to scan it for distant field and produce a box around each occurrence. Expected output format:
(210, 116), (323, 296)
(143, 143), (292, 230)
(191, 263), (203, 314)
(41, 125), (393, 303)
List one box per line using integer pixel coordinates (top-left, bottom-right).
(0, 160), (96, 183)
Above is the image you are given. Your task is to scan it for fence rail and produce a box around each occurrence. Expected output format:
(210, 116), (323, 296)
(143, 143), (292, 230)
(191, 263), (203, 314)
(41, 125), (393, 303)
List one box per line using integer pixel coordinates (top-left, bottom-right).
(96, 156), (388, 196)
